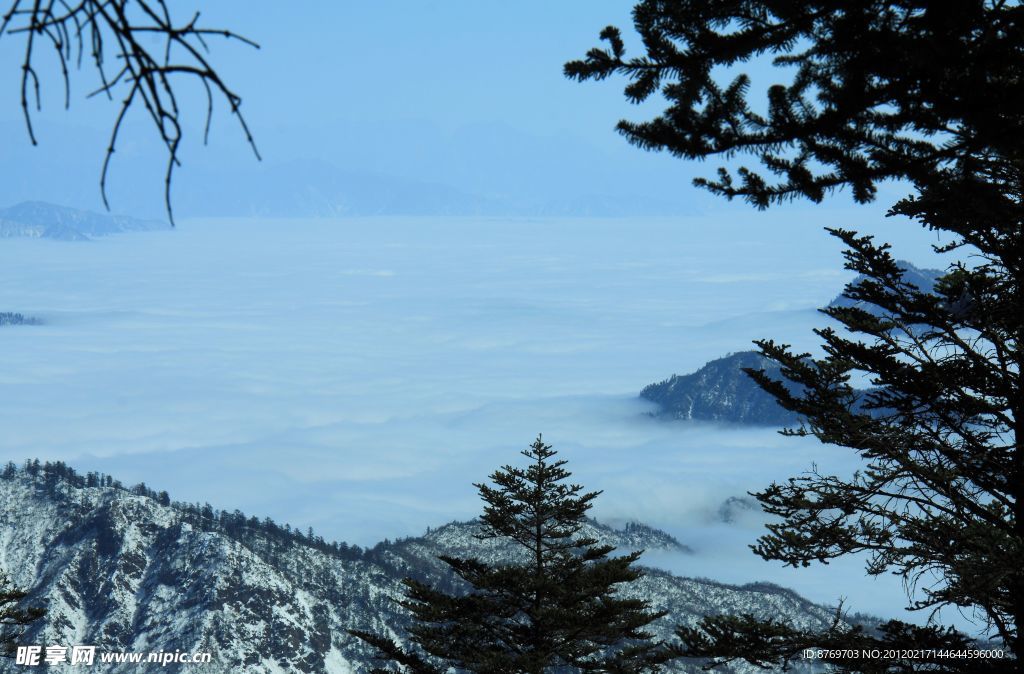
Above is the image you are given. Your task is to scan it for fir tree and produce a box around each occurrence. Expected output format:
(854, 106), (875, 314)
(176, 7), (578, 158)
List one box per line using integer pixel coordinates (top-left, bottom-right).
(350, 436), (668, 674)
(568, 2), (1022, 670)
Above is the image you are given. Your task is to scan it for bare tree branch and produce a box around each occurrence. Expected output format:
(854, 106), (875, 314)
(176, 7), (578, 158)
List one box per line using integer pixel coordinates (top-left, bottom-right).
(1, 0), (260, 223)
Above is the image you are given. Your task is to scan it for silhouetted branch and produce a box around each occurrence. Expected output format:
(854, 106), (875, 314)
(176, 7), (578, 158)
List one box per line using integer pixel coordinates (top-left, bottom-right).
(1, 0), (260, 223)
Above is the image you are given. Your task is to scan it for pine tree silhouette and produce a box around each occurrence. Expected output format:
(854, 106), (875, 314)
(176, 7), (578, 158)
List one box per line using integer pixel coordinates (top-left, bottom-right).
(350, 436), (669, 674)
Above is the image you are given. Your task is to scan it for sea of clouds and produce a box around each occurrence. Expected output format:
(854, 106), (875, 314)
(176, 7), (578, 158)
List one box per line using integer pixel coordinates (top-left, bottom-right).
(0, 213), (970, 626)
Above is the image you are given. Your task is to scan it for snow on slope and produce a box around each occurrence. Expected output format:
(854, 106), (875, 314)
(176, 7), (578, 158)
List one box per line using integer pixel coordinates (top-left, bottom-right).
(1, 465), (834, 673)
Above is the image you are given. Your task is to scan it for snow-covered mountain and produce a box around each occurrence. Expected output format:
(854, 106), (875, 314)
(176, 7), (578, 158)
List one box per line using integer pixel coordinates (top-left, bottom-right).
(0, 202), (168, 241)
(0, 462), (838, 673)
(641, 351), (799, 426)
(640, 262), (945, 426)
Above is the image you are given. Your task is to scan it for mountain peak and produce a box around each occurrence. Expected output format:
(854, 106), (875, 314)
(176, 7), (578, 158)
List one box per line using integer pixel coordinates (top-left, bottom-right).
(641, 351), (799, 426)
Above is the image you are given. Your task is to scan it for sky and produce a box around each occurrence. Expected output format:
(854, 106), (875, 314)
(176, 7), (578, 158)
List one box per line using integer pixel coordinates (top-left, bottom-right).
(1, 2), (705, 217)
(0, 1), (979, 633)
(0, 1), (915, 219)
(2, 2), (647, 142)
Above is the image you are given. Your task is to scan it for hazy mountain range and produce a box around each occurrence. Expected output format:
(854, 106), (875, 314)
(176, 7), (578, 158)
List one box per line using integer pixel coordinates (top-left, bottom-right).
(1, 463), (842, 673)
(161, 160), (695, 219)
(2, 115), (703, 220)
(0, 202), (168, 241)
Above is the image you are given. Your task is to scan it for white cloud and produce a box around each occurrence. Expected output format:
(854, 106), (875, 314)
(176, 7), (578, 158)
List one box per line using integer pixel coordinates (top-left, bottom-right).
(0, 215), (959, 626)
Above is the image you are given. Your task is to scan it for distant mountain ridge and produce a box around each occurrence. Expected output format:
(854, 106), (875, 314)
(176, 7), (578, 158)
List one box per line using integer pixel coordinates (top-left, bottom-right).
(641, 351), (799, 426)
(827, 259), (943, 314)
(0, 461), (841, 673)
(166, 160), (694, 218)
(642, 261), (943, 425)
(0, 312), (42, 326)
(0, 201), (168, 241)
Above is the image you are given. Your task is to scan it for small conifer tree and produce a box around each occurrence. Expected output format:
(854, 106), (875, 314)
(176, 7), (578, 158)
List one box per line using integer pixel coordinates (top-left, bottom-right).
(350, 436), (668, 674)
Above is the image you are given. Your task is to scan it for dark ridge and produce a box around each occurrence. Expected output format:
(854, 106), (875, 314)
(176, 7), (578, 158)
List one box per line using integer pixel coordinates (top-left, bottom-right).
(828, 259), (944, 313)
(0, 312), (42, 326)
(641, 351), (800, 426)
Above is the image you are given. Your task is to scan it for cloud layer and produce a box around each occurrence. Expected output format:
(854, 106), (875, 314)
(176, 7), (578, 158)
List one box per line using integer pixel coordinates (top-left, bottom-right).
(0, 214), (957, 623)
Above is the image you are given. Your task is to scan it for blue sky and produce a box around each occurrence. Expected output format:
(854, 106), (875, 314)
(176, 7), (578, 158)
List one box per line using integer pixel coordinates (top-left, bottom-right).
(0, 1), (913, 221)
(0, 2), (682, 214)
(1, 2), (651, 140)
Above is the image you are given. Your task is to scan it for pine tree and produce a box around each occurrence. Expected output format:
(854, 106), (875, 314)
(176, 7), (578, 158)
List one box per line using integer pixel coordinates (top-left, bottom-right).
(350, 436), (668, 674)
(567, 2), (1022, 671)
(1, 570), (43, 657)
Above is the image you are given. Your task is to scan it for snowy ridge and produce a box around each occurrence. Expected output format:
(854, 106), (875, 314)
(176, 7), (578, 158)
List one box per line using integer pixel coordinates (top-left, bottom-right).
(404, 519), (691, 564)
(1, 464), (834, 673)
(640, 351), (799, 426)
